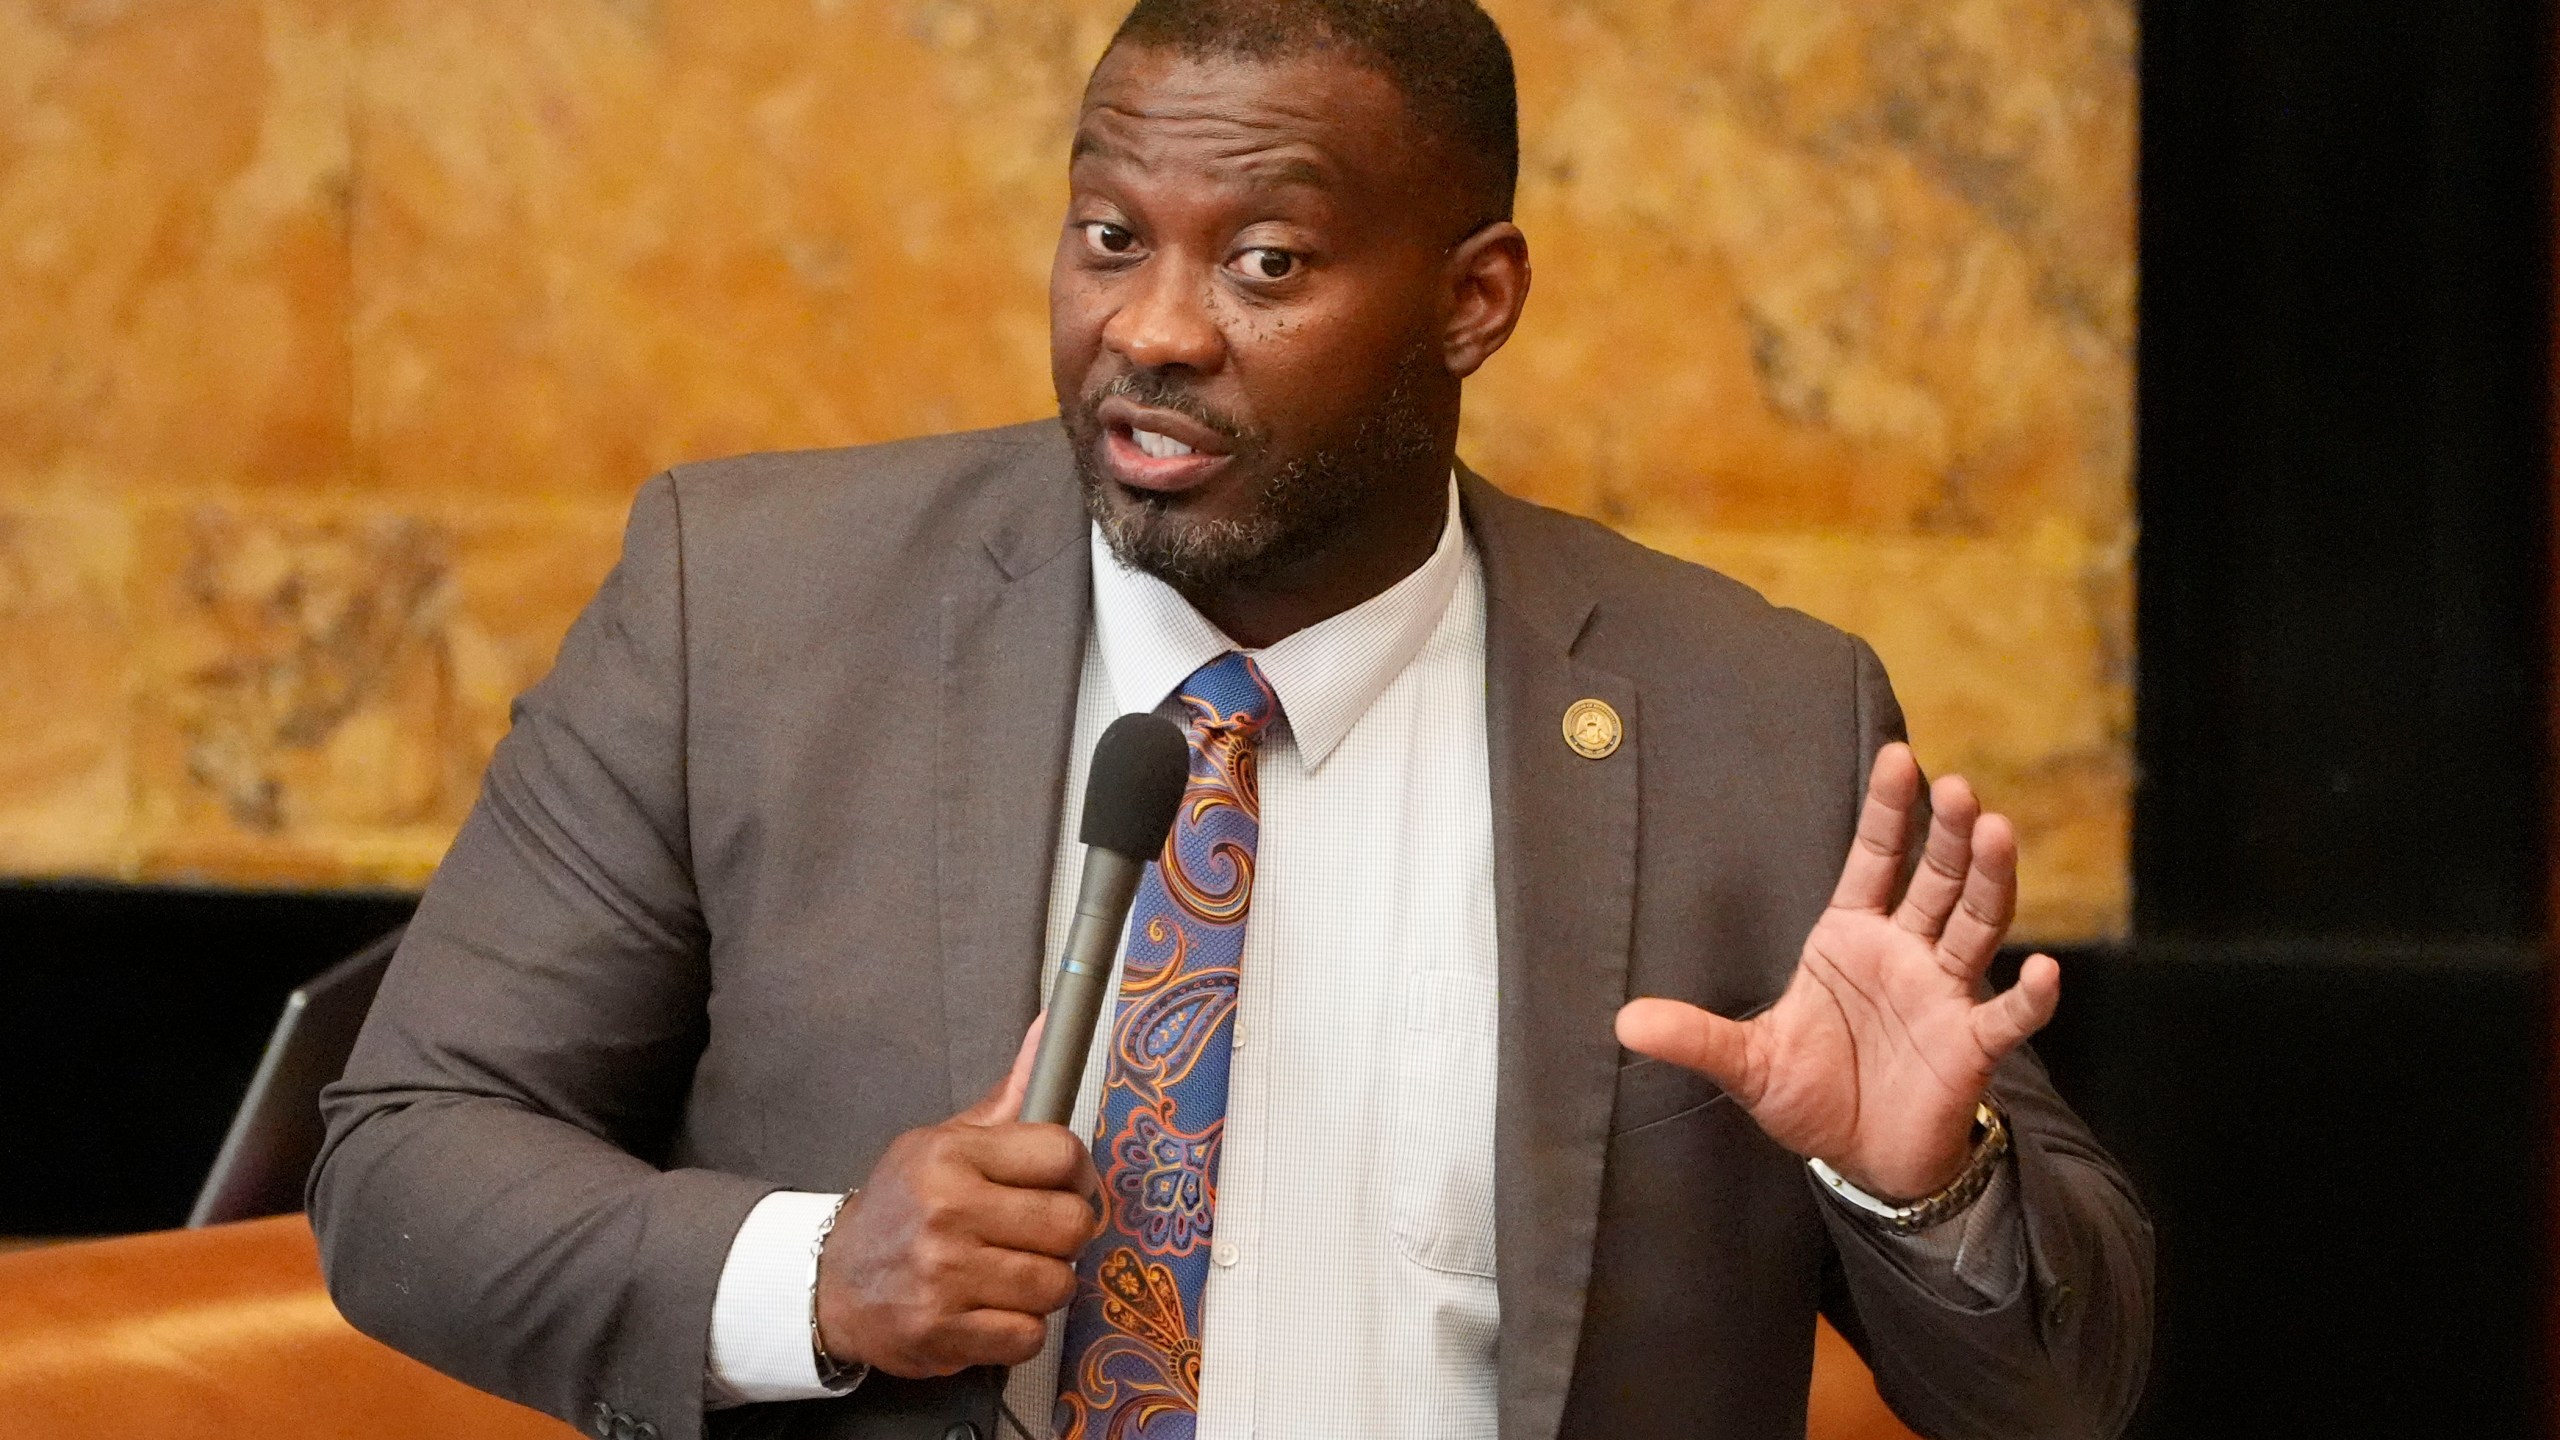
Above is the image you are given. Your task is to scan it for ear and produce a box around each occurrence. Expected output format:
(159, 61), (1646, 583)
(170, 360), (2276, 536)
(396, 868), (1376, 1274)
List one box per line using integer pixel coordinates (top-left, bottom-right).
(1439, 221), (1531, 379)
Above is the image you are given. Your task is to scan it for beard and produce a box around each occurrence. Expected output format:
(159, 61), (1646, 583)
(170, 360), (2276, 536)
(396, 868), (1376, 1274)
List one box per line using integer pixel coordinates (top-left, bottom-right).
(1063, 346), (1441, 595)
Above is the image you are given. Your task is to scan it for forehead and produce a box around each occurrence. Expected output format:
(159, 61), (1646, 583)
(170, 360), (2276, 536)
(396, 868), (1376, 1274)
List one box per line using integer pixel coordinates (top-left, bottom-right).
(1072, 44), (1427, 196)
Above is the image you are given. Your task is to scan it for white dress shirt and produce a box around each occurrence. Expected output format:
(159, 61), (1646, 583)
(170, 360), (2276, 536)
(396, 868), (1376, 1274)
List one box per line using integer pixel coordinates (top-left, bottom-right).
(704, 478), (2020, 1428)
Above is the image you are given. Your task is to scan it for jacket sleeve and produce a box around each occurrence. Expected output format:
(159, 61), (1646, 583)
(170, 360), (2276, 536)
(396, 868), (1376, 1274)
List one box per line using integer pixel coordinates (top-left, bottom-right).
(1817, 636), (2156, 1439)
(309, 473), (775, 1440)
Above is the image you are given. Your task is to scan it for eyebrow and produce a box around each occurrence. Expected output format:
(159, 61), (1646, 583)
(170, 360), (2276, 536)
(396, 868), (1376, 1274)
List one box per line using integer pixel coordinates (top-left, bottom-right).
(1070, 131), (1129, 166)
(1234, 154), (1334, 190)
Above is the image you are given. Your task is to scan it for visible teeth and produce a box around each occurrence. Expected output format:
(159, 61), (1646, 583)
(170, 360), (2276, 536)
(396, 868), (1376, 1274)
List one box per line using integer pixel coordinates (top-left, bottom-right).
(1131, 428), (1196, 460)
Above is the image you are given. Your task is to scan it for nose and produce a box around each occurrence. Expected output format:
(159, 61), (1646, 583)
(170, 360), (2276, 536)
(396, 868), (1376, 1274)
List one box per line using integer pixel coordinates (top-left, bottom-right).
(1101, 256), (1226, 374)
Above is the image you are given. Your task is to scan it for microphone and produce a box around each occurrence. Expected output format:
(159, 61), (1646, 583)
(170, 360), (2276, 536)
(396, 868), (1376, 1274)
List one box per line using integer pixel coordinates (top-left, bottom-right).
(1019, 712), (1189, 1127)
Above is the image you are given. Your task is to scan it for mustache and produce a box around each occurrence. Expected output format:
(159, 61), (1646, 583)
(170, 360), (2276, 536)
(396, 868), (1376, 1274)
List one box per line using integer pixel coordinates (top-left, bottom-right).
(1079, 371), (1250, 445)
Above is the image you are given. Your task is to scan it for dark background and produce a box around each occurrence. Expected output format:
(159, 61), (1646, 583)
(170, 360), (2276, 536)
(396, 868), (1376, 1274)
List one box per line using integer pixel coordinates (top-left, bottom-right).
(2104, 0), (2550, 1431)
(1, 1), (2552, 1435)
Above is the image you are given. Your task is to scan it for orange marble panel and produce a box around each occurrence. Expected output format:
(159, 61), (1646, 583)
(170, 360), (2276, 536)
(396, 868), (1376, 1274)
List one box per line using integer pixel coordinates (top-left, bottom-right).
(0, 0), (353, 496)
(0, 500), (133, 874)
(345, 0), (1107, 496)
(1477, 0), (2135, 539)
(124, 498), (624, 886)
(0, 0), (2134, 938)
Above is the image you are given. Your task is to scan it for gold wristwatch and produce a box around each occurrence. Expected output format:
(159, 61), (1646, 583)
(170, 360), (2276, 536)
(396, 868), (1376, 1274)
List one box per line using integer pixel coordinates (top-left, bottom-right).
(1808, 1102), (2011, 1234)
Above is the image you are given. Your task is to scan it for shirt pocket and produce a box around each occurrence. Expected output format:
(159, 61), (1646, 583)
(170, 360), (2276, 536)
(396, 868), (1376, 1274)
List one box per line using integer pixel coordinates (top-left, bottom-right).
(1391, 967), (1500, 1278)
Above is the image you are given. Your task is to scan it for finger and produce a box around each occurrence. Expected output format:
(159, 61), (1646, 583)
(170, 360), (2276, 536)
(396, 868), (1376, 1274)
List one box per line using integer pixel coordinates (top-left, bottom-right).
(959, 1013), (1047, 1126)
(964, 1121), (1093, 1193)
(1892, 773), (1980, 943)
(1830, 743), (1923, 914)
(955, 1247), (1081, 1315)
(973, 1183), (1107, 1258)
(1615, 997), (1759, 1104)
(940, 1308), (1051, 1370)
(1971, 952), (2062, 1059)
(1934, 811), (2019, 979)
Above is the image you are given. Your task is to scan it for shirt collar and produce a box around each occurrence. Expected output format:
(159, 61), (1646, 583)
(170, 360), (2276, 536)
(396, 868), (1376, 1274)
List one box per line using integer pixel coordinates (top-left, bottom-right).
(1088, 473), (1469, 769)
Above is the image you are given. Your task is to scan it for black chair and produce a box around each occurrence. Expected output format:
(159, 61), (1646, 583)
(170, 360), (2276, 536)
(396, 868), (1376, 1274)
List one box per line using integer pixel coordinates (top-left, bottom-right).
(187, 928), (402, 1227)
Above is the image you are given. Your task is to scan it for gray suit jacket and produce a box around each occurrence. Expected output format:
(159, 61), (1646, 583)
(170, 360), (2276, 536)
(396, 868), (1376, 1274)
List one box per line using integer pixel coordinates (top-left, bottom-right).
(312, 421), (2151, 1440)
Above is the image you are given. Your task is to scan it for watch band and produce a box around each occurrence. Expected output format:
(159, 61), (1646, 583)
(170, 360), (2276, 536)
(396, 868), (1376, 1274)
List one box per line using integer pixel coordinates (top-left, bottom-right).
(809, 1191), (871, 1396)
(1809, 1101), (2011, 1234)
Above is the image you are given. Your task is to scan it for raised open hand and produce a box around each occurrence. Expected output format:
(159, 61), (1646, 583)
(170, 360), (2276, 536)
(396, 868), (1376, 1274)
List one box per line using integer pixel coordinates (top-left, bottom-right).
(1615, 743), (2061, 1202)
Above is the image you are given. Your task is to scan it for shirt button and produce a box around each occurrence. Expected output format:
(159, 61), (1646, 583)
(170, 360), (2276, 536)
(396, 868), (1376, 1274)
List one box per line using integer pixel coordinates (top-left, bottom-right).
(1231, 1018), (1245, 1048)
(1213, 1242), (1239, 1267)
(2045, 1281), (2079, 1328)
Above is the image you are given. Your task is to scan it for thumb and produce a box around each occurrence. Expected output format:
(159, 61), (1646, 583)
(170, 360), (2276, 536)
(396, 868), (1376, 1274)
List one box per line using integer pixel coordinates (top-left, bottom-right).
(1615, 997), (1758, 1103)
(960, 1012), (1047, 1126)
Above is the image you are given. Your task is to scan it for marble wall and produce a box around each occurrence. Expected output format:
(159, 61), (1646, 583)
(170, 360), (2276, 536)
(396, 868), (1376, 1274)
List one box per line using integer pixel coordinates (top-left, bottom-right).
(0, 0), (2133, 938)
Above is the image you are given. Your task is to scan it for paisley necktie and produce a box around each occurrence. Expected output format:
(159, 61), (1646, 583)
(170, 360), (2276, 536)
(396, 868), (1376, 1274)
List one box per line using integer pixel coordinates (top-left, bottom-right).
(1054, 652), (1279, 1440)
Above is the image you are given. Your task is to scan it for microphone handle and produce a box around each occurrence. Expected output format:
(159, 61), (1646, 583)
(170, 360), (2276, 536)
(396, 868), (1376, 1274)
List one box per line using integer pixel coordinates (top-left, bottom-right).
(1020, 847), (1146, 1126)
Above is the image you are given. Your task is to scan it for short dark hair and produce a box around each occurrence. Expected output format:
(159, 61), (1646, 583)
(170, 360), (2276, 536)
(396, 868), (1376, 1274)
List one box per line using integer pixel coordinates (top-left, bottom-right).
(1104, 0), (1520, 226)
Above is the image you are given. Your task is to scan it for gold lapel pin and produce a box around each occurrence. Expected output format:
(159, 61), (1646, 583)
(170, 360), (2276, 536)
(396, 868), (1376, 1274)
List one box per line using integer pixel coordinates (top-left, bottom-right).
(1562, 697), (1622, 759)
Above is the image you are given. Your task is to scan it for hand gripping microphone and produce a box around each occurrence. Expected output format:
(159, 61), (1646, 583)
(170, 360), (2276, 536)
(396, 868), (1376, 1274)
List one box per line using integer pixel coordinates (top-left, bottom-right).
(1019, 713), (1189, 1127)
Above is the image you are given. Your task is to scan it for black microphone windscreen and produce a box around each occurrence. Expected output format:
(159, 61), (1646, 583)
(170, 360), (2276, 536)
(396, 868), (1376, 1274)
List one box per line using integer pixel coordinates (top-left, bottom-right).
(1080, 713), (1189, 859)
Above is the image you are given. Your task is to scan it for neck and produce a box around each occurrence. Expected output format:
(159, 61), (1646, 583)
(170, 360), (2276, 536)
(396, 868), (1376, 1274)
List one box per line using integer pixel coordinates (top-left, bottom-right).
(1179, 460), (1452, 649)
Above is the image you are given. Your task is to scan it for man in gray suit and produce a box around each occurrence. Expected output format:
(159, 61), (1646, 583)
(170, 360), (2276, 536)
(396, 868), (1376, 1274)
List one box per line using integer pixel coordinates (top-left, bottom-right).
(312, 2), (2152, 1438)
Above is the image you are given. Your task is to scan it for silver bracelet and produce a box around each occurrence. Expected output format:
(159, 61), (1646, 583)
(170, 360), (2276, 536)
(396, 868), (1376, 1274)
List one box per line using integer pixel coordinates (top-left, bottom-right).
(809, 1191), (871, 1395)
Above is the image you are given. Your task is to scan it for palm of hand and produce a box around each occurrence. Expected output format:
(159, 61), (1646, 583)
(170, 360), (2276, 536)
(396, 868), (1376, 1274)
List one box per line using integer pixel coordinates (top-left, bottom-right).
(1617, 744), (2060, 1201)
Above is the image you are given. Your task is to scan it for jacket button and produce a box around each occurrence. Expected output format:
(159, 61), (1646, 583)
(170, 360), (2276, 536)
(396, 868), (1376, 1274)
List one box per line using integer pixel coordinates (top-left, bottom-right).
(611, 1416), (637, 1440)
(590, 1402), (614, 1437)
(942, 1425), (982, 1440)
(635, 1425), (660, 1440)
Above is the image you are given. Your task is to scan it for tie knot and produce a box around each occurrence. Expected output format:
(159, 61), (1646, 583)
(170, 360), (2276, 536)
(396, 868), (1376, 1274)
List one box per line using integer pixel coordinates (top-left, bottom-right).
(1177, 652), (1280, 741)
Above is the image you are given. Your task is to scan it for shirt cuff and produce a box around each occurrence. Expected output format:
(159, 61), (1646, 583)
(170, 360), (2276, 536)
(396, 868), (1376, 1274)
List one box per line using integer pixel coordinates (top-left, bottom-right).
(1808, 1158), (2025, 1305)
(704, 1189), (849, 1408)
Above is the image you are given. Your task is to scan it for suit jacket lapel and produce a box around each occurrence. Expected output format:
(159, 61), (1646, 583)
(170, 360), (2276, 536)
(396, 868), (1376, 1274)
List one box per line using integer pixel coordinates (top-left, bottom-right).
(935, 449), (1092, 1112)
(1463, 473), (1642, 1440)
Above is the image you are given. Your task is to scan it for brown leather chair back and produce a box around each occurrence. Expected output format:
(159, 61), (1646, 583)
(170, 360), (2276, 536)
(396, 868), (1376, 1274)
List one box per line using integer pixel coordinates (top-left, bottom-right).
(0, 1216), (572, 1440)
(0, 1215), (1917, 1439)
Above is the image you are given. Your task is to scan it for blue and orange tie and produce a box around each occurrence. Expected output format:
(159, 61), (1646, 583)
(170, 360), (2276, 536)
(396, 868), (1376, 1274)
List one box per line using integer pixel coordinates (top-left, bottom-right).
(1053, 652), (1279, 1440)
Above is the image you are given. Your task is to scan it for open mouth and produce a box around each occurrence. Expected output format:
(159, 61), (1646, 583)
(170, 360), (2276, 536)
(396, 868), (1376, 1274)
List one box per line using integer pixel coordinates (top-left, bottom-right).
(1095, 395), (1237, 494)
(1128, 426), (1200, 460)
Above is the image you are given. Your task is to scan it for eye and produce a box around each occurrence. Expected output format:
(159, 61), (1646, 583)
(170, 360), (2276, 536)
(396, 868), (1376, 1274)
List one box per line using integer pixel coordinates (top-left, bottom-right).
(1233, 247), (1298, 281)
(1082, 221), (1138, 255)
